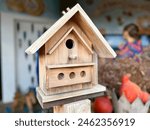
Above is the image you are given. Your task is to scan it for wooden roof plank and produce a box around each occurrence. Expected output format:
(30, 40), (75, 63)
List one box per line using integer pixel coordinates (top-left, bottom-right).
(25, 3), (116, 58)
(48, 27), (74, 55)
(73, 27), (93, 54)
(76, 4), (116, 58)
(25, 5), (79, 54)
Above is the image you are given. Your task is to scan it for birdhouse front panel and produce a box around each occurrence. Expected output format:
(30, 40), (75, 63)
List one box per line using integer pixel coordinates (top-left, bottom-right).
(46, 32), (93, 65)
(41, 23), (95, 95)
(45, 21), (93, 65)
(47, 67), (92, 88)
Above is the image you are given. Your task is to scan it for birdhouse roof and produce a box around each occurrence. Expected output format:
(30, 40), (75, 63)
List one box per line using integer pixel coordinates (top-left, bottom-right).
(25, 4), (116, 58)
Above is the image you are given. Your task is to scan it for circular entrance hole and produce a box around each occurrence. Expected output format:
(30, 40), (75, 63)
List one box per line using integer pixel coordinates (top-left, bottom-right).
(57, 73), (64, 80)
(66, 39), (74, 49)
(80, 71), (86, 77)
(69, 72), (75, 79)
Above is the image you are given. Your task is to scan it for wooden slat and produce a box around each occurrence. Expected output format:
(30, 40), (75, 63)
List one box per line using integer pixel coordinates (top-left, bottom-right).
(45, 22), (92, 65)
(74, 5), (116, 58)
(25, 4), (116, 58)
(92, 51), (98, 85)
(73, 27), (93, 54)
(48, 27), (74, 54)
(67, 33), (78, 63)
(70, 21), (92, 47)
(25, 5), (79, 54)
(39, 45), (46, 90)
(47, 26), (93, 55)
(47, 67), (92, 88)
(44, 83), (83, 96)
(38, 84), (106, 103)
(37, 84), (106, 109)
(46, 63), (95, 69)
(45, 21), (72, 65)
(53, 99), (91, 113)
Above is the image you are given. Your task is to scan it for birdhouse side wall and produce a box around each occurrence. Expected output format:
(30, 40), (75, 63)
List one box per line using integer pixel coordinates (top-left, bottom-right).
(39, 45), (46, 92)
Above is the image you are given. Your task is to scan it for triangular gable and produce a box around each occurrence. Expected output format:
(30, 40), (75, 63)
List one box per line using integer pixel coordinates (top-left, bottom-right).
(25, 4), (116, 58)
(48, 27), (93, 55)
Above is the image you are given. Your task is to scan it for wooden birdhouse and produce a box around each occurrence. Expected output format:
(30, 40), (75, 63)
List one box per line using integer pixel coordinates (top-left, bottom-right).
(25, 4), (116, 109)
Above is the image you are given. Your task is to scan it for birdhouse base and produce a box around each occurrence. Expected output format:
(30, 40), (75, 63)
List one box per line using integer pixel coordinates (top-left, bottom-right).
(37, 84), (106, 109)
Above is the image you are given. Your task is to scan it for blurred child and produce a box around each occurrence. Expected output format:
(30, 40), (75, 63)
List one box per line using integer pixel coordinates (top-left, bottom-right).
(118, 23), (143, 61)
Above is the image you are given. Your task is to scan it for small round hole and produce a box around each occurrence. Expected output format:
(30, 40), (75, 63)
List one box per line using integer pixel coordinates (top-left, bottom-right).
(66, 39), (74, 49)
(80, 71), (86, 77)
(58, 73), (64, 80)
(69, 72), (75, 79)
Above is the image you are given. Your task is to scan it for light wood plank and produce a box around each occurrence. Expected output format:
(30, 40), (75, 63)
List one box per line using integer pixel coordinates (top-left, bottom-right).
(45, 21), (72, 54)
(46, 63), (95, 69)
(92, 51), (98, 85)
(25, 5), (79, 54)
(64, 33), (78, 64)
(77, 40), (92, 63)
(74, 4), (116, 58)
(39, 45), (46, 90)
(45, 84), (83, 96)
(70, 21), (92, 47)
(47, 67), (92, 88)
(47, 26), (93, 55)
(48, 27), (74, 54)
(25, 4), (116, 58)
(73, 27), (93, 54)
(37, 84), (106, 103)
(53, 99), (91, 113)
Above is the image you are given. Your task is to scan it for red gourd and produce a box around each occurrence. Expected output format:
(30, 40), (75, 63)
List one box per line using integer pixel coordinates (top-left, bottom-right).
(94, 96), (113, 113)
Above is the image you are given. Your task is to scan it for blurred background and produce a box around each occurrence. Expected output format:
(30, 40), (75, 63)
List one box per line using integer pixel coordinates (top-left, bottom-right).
(0, 0), (150, 112)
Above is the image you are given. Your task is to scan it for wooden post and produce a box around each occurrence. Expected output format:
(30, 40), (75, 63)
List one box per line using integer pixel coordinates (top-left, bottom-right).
(53, 99), (91, 113)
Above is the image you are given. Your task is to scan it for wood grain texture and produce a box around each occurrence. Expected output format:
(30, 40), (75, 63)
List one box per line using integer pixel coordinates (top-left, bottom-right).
(46, 63), (95, 69)
(72, 6), (116, 58)
(37, 85), (106, 108)
(92, 51), (98, 85)
(39, 45), (46, 90)
(25, 4), (116, 58)
(25, 5), (79, 54)
(47, 66), (92, 88)
(48, 27), (93, 55)
(53, 99), (91, 113)
(47, 27), (74, 55)
(44, 83), (83, 96)
(46, 25), (93, 65)
(37, 84), (106, 103)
